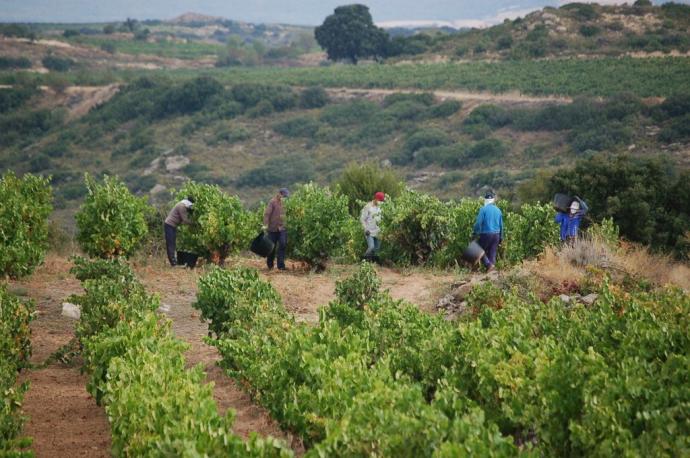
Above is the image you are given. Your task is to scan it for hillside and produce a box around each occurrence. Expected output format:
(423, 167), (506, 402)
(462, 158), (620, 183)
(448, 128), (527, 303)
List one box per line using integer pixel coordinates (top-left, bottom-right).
(393, 2), (690, 61)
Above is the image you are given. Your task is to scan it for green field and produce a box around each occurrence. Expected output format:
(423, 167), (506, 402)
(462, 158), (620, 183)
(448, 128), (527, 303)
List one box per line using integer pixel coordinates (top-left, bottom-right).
(3, 57), (689, 97)
(67, 36), (224, 59)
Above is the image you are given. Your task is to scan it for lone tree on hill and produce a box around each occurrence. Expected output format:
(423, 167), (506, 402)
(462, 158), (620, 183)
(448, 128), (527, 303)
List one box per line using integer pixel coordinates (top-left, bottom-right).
(315, 4), (389, 64)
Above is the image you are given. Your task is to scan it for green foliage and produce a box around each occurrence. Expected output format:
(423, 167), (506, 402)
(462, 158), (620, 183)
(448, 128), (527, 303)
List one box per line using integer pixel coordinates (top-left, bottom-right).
(286, 183), (352, 269)
(76, 266), (291, 456)
(464, 104), (512, 128)
(333, 162), (404, 216)
(501, 202), (559, 265)
(315, 4), (389, 64)
(0, 86), (36, 113)
(0, 172), (52, 278)
(427, 100), (462, 118)
(272, 116), (321, 138)
(75, 174), (149, 258)
(436, 198), (482, 267)
(41, 55), (74, 72)
(0, 285), (34, 456)
(334, 261), (382, 310)
(549, 154), (689, 255)
(299, 86), (330, 109)
(194, 266), (284, 338)
(175, 181), (254, 263)
(320, 99), (379, 126)
(69, 255), (136, 283)
(395, 128), (451, 164)
(379, 190), (451, 265)
(231, 83), (297, 111)
(587, 217), (620, 247)
(0, 57), (31, 70)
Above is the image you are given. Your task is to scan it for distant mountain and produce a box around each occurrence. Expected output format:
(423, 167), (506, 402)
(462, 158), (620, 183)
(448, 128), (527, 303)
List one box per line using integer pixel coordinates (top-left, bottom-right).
(167, 12), (225, 25)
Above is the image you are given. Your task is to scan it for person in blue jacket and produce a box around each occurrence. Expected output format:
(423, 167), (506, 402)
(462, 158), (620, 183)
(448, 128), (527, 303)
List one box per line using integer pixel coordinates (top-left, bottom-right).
(473, 191), (503, 272)
(555, 197), (588, 242)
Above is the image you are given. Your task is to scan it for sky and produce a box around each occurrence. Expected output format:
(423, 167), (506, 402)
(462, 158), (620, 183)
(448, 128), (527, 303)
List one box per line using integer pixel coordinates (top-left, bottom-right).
(0, 0), (686, 27)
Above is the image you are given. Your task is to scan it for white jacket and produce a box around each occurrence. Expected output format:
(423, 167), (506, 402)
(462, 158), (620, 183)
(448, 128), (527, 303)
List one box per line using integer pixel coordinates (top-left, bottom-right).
(360, 202), (382, 237)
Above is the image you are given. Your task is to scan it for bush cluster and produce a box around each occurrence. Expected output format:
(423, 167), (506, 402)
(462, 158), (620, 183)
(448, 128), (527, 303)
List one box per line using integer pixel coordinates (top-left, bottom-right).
(75, 174), (149, 258)
(0, 285), (34, 456)
(202, 257), (690, 457)
(69, 258), (290, 456)
(0, 172), (52, 278)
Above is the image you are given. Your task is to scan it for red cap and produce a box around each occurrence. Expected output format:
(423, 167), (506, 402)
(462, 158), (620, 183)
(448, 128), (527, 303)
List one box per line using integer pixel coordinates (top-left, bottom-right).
(374, 192), (385, 202)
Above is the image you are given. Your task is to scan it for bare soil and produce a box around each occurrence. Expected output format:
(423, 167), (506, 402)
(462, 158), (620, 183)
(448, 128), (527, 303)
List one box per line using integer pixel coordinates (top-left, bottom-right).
(8, 253), (457, 456)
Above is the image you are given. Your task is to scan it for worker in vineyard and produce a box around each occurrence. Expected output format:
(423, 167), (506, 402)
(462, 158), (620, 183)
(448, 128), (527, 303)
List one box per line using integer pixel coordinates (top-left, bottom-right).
(360, 192), (385, 263)
(555, 196), (588, 243)
(263, 188), (289, 271)
(164, 197), (194, 267)
(473, 191), (503, 273)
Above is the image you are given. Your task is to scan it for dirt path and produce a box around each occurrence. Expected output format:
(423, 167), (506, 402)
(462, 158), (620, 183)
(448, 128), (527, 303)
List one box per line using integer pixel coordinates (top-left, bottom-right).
(11, 257), (111, 458)
(326, 87), (572, 104)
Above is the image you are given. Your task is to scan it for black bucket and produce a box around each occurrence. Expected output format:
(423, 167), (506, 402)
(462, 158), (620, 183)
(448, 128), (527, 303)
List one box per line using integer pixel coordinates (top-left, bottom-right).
(462, 240), (485, 264)
(250, 232), (274, 258)
(176, 251), (198, 268)
(553, 193), (572, 213)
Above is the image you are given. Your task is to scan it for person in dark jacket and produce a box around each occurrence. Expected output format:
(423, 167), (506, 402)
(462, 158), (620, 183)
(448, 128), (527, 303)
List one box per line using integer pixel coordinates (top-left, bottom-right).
(555, 197), (588, 242)
(473, 191), (503, 272)
(263, 188), (289, 270)
(164, 197), (194, 266)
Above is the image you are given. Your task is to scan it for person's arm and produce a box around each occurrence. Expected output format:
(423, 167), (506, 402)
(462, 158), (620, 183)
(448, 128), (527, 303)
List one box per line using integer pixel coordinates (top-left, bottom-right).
(575, 196), (589, 215)
(473, 208), (484, 237)
(263, 201), (272, 227)
(360, 205), (368, 228)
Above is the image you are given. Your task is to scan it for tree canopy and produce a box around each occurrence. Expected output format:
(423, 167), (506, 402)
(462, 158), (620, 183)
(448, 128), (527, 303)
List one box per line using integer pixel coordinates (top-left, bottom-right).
(314, 4), (389, 64)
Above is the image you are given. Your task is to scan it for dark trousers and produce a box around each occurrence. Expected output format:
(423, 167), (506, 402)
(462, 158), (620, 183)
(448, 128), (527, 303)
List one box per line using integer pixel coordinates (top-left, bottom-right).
(478, 232), (501, 268)
(267, 230), (287, 269)
(164, 223), (177, 266)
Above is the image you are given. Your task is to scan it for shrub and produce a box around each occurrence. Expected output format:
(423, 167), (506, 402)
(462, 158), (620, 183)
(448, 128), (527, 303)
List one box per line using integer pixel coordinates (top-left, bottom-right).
(69, 255), (136, 283)
(496, 35), (513, 50)
(273, 116), (321, 138)
(41, 55), (74, 72)
(0, 57), (31, 70)
(379, 190), (451, 265)
(174, 182), (254, 264)
(0, 86), (36, 113)
(435, 198), (482, 267)
(501, 202), (560, 265)
(300, 86), (330, 109)
(395, 129), (451, 164)
(247, 99), (275, 118)
(333, 162), (404, 216)
(286, 183), (352, 269)
(0, 172), (52, 278)
(156, 76), (224, 118)
(466, 138), (507, 162)
(194, 266), (282, 337)
(464, 104), (512, 128)
(231, 83), (297, 111)
(236, 154), (315, 188)
(0, 285), (34, 455)
(346, 113), (399, 147)
(579, 25), (601, 37)
(658, 93), (690, 118)
(382, 100), (428, 121)
(659, 113), (690, 143)
(427, 100), (462, 118)
(320, 99), (379, 126)
(212, 125), (251, 144)
(75, 174), (149, 258)
(414, 143), (467, 168)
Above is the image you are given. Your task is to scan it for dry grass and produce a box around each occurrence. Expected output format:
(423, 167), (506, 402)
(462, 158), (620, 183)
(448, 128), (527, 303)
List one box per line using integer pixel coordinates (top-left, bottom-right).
(527, 236), (690, 292)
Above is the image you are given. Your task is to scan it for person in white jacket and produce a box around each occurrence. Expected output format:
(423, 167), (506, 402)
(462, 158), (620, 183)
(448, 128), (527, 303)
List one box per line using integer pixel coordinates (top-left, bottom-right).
(360, 192), (385, 262)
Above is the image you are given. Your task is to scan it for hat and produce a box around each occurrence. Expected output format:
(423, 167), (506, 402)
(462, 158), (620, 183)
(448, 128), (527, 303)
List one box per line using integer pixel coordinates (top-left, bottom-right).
(279, 188), (290, 197)
(374, 192), (385, 202)
(484, 191), (496, 200)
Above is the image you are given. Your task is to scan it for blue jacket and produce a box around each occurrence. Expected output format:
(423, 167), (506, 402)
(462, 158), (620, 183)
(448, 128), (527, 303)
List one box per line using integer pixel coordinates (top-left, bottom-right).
(473, 204), (503, 237)
(555, 211), (584, 240)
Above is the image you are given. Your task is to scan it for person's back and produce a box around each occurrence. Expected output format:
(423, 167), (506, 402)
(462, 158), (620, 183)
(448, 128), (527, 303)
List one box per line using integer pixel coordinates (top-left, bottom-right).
(474, 203), (503, 235)
(165, 201), (191, 228)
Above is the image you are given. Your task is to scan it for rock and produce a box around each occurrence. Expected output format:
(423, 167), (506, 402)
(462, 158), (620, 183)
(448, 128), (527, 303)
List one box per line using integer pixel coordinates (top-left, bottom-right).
(157, 303), (172, 314)
(165, 155), (190, 172)
(559, 294), (572, 304)
(61, 302), (81, 320)
(381, 159), (392, 168)
(556, 26), (568, 33)
(581, 293), (598, 306)
(143, 157), (162, 176)
(150, 184), (167, 195)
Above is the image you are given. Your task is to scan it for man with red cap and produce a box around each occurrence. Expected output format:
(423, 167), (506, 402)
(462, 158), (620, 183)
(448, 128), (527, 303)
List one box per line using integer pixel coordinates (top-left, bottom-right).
(360, 192), (385, 262)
